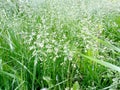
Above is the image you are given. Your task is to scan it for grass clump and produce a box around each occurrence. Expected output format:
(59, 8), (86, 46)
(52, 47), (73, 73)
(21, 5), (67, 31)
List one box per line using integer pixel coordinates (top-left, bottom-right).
(0, 0), (120, 90)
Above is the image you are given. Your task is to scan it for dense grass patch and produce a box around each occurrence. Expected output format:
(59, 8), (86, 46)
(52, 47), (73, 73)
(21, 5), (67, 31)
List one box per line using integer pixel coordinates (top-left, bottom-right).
(0, 0), (120, 90)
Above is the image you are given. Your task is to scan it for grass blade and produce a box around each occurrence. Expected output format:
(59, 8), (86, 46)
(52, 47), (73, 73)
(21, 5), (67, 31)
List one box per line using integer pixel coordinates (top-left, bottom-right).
(81, 54), (120, 72)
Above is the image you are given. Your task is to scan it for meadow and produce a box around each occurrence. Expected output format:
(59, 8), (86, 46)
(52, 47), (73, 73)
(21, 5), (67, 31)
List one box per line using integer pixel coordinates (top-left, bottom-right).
(0, 0), (120, 90)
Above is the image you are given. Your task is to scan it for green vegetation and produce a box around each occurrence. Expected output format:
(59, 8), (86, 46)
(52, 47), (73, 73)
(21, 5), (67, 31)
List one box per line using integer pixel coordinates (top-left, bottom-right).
(0, 0), (120, 90)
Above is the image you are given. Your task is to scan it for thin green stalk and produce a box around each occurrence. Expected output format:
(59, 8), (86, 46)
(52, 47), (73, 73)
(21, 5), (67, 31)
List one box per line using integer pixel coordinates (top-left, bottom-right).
(32, 55), (38, 90)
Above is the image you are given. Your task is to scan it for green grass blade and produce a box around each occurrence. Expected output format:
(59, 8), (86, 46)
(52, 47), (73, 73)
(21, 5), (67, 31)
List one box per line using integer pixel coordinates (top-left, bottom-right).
(14, 81), (25, 90)
(81, 54), (120, 72)
(0, 70), (16, 79)
(32, 55), (38, 90)
(97, 39), (120, 52)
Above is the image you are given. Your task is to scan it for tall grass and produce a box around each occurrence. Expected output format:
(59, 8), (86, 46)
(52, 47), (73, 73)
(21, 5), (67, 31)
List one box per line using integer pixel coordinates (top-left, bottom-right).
(0, 0), (120, 90)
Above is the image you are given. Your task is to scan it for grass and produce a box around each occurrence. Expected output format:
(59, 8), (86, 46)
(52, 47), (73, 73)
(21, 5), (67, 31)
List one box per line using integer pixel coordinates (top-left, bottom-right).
(0, 0), (120, 90)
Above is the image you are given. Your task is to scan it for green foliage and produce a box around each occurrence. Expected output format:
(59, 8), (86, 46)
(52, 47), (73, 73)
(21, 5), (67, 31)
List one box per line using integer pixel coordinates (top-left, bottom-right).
(72, 81), (80, 90)
(0, 0), (120, 90)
